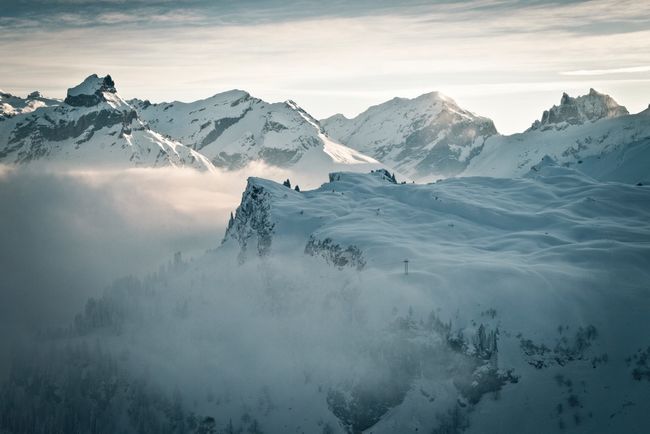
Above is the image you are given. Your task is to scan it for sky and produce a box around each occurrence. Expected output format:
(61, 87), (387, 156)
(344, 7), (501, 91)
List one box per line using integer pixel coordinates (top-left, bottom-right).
(1, 0), (649, 133)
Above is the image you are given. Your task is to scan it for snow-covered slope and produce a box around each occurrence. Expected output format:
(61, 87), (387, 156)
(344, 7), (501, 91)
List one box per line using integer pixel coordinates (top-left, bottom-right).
(0, 75), (214, 170)
(130, 91), (379, 176)
(0, 89), (59, 120)
(464, 90), (650, 184)
(321, 92), (497, 180)
(218, 167), (650, 433)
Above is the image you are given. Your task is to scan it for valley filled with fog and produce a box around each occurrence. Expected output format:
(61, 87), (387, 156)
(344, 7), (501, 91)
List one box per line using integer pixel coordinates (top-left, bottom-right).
(1, 161), (649, 434)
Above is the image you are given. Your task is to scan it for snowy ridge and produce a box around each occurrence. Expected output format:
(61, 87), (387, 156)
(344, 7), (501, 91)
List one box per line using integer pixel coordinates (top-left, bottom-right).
(0, 89), (60, 120)
(286, 99), (378, 165)
(0, 75), (214, 170)
(321, 92), (497, 180)
(131, 90), (381, 177)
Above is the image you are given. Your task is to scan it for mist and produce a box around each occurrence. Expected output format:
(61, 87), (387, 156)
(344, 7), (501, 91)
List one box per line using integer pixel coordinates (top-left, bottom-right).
(0, 161), (365, 374)
(1, 161), (648, 433)
(0, 163), (298, 373)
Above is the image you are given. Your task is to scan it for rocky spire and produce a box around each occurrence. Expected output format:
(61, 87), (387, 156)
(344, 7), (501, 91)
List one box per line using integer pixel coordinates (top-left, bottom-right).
(530, 88), (629, 130)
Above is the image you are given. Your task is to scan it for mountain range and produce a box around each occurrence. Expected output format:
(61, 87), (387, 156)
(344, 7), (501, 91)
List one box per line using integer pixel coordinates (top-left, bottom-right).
(2, 74), (649, 434)
(0, 75), (379, 180)
(130, 92), (378, 173)
(1, 74), (648, 184)
(0, 75), (212, 170)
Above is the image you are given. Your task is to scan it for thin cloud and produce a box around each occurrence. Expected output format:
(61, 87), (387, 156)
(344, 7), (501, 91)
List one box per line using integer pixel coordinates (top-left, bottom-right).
(561, 66), (650, 76)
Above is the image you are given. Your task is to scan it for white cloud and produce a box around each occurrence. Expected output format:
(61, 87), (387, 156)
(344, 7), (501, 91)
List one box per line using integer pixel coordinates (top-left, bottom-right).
(561, 66), (650, 76)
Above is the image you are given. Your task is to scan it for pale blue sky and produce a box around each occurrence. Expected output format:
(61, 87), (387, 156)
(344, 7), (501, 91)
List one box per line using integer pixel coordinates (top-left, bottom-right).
(1, 0), (649, 133)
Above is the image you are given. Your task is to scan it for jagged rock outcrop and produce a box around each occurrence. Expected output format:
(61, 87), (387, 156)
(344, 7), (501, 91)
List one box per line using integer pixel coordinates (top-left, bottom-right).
(304, 236), (366, 270)
(223, 179), (275, 263)
(529, 88), (629, 131)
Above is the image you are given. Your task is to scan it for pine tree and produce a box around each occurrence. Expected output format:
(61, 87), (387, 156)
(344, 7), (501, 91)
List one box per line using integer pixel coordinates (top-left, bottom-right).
(196, 417), (217, 434)
(294, 185), (300, 192)
(283, 179), (291, 188)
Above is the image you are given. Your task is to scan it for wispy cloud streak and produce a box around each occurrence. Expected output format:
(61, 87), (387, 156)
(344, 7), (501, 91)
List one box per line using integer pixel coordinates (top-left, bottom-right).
(561, 66), (650, 76)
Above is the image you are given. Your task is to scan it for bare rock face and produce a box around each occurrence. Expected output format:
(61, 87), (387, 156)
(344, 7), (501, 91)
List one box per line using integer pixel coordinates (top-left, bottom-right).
(530, 88), (629, 131)
(223, 179), (276, 263)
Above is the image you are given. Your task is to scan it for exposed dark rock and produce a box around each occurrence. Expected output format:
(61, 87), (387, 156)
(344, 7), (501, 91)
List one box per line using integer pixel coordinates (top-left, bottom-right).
(223, 181), (275, 263)
(304, 236), (366, 270)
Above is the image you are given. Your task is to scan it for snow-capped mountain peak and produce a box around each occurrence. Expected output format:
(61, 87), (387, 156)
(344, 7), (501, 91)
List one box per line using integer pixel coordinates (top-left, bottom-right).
(463, 89), (649, 184)
(64, 74), (129, 109)
(321, 91), (497, 180)
(67, 74), (115, 96)
(529, 88), (629, 131)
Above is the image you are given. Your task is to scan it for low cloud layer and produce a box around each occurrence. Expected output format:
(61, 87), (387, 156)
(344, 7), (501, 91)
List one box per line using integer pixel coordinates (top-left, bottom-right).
(0, 163), (490, 433)
(0, 163), (294, 371)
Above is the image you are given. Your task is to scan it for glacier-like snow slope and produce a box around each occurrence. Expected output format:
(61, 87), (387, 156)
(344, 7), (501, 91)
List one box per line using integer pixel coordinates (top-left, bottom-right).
(464, 90), (650, 184)
(216, 167), (650, 433)
(321, 92), (497, 181)
(130, 91), (380, 178)
(0, 75), (214, 170)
